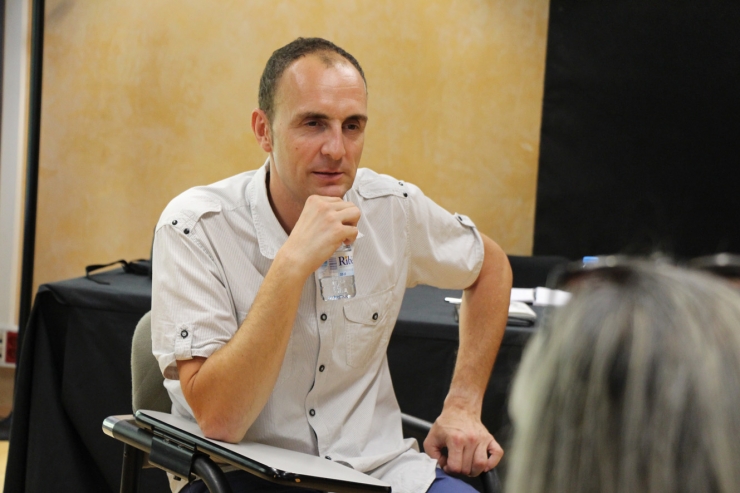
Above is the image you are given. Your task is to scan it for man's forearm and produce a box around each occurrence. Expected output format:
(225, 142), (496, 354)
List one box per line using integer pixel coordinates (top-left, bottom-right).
(178, 249), (308, 442)
(423, 234), (511, 475)
(446, 234), (512, 412)
(177, 195), (361, 443)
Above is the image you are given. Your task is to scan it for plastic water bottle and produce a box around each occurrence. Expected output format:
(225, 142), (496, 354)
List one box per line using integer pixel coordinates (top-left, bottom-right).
(317, 244), (356, 301)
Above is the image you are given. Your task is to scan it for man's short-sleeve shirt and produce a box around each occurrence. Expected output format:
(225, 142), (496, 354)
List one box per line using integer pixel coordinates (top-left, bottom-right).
(151, 161), (484, 493)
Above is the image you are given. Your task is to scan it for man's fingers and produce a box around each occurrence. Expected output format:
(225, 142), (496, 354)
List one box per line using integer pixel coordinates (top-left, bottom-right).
(470, 441), (491, 477)
(441, 434), (501, 477)
(306, 195), (361, 228)
(486, 438), (504, 469)
(428, 446), (442, 460)
(461, 443), (476, 476)
(335, 205), (361, 227)
(423, 436), (449, 472)
(330, 198), (358, 209)
(298, 196), (360, 242)
(340, 225), (359, 245)
(434, 446), (448, 470)
(306, 194), (342, 204)
(306, 194), (356, 210)
(441, 436), (467, 475)
(443, 448), (463, 476)
(425, 419), (503, 476)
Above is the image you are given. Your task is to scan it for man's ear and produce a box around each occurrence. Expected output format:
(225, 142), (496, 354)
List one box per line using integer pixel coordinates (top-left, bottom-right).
(251, 109), (273, 153)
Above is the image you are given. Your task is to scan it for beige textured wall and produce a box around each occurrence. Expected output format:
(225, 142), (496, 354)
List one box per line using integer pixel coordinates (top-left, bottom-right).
(34, 0), (550, 291)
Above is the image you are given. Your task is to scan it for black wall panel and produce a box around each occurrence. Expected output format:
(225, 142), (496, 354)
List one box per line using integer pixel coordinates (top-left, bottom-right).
(534, 1), (740, 259)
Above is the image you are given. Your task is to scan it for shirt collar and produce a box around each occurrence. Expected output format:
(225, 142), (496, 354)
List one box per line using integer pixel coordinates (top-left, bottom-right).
(247, 158), (288, 260)
(247, 158), (363, 260)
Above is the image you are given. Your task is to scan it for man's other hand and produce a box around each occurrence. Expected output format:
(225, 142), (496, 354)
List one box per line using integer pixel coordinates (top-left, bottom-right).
(423, 407), (503, 477)
(281, 195), (360, 276)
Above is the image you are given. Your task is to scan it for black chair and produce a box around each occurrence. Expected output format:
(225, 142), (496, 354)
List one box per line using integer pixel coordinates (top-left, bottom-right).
(103, 313), (502, 493)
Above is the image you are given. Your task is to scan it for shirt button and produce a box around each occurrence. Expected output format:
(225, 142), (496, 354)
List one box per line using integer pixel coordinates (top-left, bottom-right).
(372, 313), (379, 320)
(180, 330), (188, 338)
(309, 409), (316, 417)
(319, 365), (325, 372)
(320, 313), (327, 321)
(183, 228), (190, 235)
(172, 220), (178, 225)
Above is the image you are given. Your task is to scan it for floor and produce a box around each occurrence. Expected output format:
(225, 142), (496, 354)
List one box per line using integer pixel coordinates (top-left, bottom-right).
(0, 441), (7, 492)
(1, 367), (15, 493)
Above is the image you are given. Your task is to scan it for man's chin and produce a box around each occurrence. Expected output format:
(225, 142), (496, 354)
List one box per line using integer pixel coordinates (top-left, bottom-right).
(318, 189), (349, 199)
(312, 183), (352, 199)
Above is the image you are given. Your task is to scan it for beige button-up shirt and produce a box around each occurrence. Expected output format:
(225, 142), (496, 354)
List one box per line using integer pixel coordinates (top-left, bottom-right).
(151, 161), (484, 493)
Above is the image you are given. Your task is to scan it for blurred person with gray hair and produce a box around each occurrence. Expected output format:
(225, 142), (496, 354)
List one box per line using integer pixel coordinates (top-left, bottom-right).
(506, 261), (740, 493)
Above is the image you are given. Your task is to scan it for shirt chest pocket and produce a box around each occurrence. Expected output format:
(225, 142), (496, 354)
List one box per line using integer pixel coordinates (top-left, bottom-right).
(343, 290), (393, 369)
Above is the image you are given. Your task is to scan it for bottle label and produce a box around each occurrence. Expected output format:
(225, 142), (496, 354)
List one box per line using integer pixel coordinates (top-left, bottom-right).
(318, 246), (354, 279)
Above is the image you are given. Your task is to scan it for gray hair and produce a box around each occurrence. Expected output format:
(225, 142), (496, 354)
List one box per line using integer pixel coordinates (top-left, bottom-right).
(506, 262), (740, 493)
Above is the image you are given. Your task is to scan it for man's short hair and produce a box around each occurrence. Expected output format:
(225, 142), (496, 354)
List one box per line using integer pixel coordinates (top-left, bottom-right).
(258, 37), (366, 123)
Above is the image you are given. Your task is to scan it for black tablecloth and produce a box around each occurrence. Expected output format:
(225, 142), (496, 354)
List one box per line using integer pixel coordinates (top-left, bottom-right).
(4, 270), (537, 493)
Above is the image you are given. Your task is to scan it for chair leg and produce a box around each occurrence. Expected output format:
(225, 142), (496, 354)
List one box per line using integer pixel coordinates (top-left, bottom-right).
(192, 455), (234, 493)
(481, 468), (502, 493)
(120, 442), (144, 493)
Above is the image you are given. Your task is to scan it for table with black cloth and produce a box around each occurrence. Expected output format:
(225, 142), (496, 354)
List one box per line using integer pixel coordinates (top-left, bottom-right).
(4, 269), (538, 493)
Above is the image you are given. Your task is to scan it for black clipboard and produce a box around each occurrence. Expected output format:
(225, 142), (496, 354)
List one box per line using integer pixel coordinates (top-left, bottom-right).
(134, 410), (391, 493)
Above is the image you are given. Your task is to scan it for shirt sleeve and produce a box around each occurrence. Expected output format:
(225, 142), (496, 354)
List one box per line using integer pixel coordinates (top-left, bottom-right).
(404, 182), (484, 290)
(151, 214), (239, 379)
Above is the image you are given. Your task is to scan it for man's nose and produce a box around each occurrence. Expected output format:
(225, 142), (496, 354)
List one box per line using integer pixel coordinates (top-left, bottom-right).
(321, 124), (346, 161)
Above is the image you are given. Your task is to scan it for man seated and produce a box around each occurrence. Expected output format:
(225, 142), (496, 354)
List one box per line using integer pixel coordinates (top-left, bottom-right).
(151, 37), (512, 493)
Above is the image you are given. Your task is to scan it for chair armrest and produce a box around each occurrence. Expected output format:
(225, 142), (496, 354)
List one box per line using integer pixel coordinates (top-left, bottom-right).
(400, 413), (502, 493)
(401, 413), (434, 435)
(104, 415), (234, 493)
(103, 414), (153, 451)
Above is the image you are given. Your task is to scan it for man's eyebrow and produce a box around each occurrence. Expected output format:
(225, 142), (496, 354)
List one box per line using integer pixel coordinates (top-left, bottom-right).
(295, 112), (368, 123)
(345, 114), (369, 123)
(297, 112), (330, 121)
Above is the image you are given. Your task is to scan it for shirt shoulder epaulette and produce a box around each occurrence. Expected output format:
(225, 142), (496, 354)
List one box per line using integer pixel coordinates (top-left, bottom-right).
(354, 168), (408, 200)
(155, 171), (256, 232)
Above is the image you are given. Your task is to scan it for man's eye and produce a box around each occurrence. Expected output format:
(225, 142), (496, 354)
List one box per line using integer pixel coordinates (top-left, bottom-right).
(344, 123), (360, 131)
(306, 121), (319, 127)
